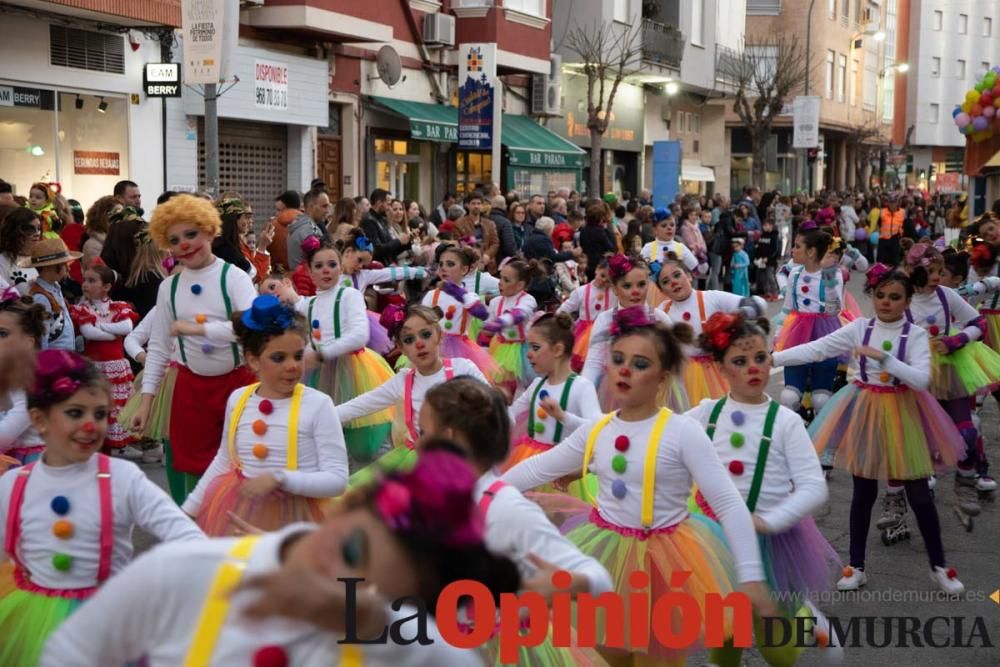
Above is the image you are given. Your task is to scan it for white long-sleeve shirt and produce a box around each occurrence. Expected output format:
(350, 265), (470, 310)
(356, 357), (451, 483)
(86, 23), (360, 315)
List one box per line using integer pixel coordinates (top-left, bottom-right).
(420, 287), (485, 338)
(143, 258), (257, 394)
(337, 358), (486, 425)
(462, 270), (500, 297)
(685, 397), (827, 533)
(509, 374), (601, 443)
(296, 286), (371, 361)
(41, 526), (480, 667)
(0, 389), (42, 451)
(75, 298), (135, 342)
(182, 387), (349, 515)
(780, 265), (844, 315)
(346, 266), (427, 293)
(502, 411), (765, 583)
(658, 290), (766, 356)
(557, 282), (617, 323)
(639, 239), (699, 273)
(477, 470), (612, 595)
(124, 306), (156, 361)
(0, 455), (203, 590)
(772, 316), (931, 390)
(581, 305), (672, 386)
(486, 291), (537, 343)
(907, 286), (983, 340)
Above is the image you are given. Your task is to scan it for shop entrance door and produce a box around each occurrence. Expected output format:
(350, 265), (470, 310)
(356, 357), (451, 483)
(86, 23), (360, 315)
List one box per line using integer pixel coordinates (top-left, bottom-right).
(198, 119), (287, 219)
(317, 136), (342, 200)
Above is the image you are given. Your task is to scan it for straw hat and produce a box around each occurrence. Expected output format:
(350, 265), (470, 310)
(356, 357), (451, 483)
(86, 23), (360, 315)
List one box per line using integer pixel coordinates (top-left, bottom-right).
(19, 237), (82, 268)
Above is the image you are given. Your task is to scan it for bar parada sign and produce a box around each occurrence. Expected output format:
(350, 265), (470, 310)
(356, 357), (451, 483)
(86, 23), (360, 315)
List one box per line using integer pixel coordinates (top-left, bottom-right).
(144, 63), (182, 98)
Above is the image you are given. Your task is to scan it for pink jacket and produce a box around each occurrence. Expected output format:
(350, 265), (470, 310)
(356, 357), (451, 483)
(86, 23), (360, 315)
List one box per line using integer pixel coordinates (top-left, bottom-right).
(680, 221), (707, 258)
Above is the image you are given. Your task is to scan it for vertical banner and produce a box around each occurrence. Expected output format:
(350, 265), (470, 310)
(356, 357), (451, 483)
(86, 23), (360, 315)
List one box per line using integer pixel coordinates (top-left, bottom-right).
(182, 0), (225, 84)
(652, 141), (681, 208)
(458, 44), (497, 150)
(792, 95), (821, 149)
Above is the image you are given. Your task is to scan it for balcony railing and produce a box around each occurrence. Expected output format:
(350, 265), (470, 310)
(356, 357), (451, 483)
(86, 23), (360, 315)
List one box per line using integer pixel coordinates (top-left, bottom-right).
(715, 44), (743, 87)
(641, 18), (684, 68)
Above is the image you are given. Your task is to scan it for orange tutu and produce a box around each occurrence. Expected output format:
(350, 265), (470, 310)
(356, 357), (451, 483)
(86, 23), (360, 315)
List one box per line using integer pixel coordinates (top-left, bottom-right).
(196, 469), (330, 537)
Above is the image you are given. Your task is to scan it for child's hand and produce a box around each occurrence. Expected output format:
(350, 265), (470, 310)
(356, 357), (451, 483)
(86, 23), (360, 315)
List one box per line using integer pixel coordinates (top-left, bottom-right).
(170, 320), (204, 337)
(539, 396), (566, 422)
(854, 345), (886, 362)
(239, 473), (282, 498)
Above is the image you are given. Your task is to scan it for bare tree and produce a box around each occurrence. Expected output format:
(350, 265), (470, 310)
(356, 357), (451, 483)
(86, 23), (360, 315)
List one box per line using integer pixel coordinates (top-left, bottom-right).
(566, 21), (642, 197)
(845, 119), (885, 188)
(719, 33), (809, 189)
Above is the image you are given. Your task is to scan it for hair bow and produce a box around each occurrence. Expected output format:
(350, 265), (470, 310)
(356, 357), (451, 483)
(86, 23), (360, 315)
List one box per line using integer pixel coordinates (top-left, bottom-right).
(865, 263), (893, 290)
(607, 254), (635, 281)
(354, 235), (374, 254)
(906, 243), (938, 268)
(1, 286), (20, 303)
(241, 295), (295, 332)
(51, 377), (81, 398)
(609, 306), (654, 337)
(301, 235), (322, 254)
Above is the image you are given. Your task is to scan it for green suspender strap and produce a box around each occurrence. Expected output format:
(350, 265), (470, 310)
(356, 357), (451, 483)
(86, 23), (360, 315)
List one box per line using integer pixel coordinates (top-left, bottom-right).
(475, 271), (482, 294)
(704, 397), (780, 512)
(307, 297), (318, 351)
(169, 265), (240, 367)
(527, 375), (577, 443)
(307, 287), (345, 353)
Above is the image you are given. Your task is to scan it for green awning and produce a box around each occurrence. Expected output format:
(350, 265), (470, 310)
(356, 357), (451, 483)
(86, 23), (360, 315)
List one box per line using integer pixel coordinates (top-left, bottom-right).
(370, 97), (584, 169)
(501, 114), (586, 170)
(371, 96), (458, 143)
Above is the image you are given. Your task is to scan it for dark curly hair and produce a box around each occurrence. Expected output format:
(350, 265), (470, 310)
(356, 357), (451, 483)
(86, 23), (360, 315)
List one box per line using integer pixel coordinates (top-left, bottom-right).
(424, 377), (511, 468)
(0, 296), (47, 349)
(0, 208), (40, 258)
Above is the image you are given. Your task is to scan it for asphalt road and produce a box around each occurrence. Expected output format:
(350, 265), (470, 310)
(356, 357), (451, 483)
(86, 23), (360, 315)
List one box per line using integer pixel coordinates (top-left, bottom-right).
(132, 277), (1000, 666)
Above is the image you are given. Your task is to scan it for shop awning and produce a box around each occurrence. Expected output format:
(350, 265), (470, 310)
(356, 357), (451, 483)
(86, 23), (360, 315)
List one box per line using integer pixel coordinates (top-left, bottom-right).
(681, 162), (716, 182)
(371, 97), (458, 143)
(370, 97), (585, 169)
(502, 114), (586, 170)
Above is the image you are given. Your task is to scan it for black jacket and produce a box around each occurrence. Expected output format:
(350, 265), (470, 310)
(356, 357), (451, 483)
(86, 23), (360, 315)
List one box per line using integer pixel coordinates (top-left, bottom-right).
(490, 211), (518, 263)
(523, 229), (575, 263)
(361, 211), (409, 264)
(580, 225), (616, 280)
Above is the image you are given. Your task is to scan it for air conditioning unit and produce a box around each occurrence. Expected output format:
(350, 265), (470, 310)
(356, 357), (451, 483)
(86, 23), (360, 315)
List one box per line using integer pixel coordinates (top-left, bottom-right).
(531, 54), (562, 116)
(423, 13), (455, 47)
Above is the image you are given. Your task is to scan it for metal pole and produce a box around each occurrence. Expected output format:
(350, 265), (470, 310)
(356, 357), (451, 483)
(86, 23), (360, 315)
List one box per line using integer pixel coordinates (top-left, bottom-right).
(802, 0), (817, 195)
(204, 83), (219, 197)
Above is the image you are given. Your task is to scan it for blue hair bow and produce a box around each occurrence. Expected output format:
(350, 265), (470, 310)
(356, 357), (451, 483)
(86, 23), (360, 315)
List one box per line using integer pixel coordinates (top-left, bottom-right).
(241, 295), (294, 332)
(355, 235), (374, 254)
(648, 260), (663, 281)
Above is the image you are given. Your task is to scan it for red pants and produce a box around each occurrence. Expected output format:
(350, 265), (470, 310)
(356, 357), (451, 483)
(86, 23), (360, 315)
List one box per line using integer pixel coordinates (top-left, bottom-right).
(168, 365), (256, 475)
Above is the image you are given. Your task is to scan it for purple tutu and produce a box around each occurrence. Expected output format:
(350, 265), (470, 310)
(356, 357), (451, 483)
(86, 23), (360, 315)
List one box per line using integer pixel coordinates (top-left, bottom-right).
(439, 333), (499, 379)
(774, 312), (842, 351)
(366, 311), (393, 356)
(760, 517), (840, 611)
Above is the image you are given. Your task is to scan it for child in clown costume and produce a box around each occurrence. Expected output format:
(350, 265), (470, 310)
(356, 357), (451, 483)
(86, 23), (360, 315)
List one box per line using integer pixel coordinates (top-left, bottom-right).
(462, 251), (500, 342)
(478, 259), (540, 397)
(0, 350), (203, 667)
(654, 252), (766, 404)
(557, 257), (617, 373)
(822, 237), (869, 324)
(0, 295), (47, 468)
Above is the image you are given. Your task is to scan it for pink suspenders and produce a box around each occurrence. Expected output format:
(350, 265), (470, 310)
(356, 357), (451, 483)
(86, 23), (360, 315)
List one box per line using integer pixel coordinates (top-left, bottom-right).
(403, 359), (454, 448)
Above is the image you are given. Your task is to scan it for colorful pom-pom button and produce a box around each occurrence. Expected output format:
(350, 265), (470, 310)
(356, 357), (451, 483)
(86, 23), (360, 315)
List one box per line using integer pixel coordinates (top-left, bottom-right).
(51, 496), (70, 515)
(52, 520), (74, 539)
(193, 313), (207, 325)
(312, 330), (322, 340)
(881, 340), (892, 351)
(443, 321), (454, 330)
(879, 372), (891, 383)
(533, 422), (545, 434)
(201, 343), (214, 354)
(539, 390), (549, 400)
(730, 410), (745, 427)
(611, 479), (627, 499)
(802, 275), (812, 284)
(802, 298), (812, 306)
(190, 284), (202, 295)
(929, 325), (940, 336)
(612, 454), (627, 474)
(614, 435), (630, 452)
(946, 567), (958, 579)
(311, 319), (320, 329)
(252, 444), (269, 460)
(926, 315), (937, 325)
(342, 279), (352, 287)
(801, 285), (810, 293)
(682, 311), (691, 321)
(446, 305), (457, 316)
(52, 553), (73, 571)
(259, 400), (274, 415)
(253, 645), (289, 667)
(507, 330), (518, 339)
(841, 566), (854, 578)
(252, 419), (268, 436)
(728, 460), (744, 476)
(730, 432), (745, 448)
(536, 408), (547, 420)
(595, 304), (602, 310)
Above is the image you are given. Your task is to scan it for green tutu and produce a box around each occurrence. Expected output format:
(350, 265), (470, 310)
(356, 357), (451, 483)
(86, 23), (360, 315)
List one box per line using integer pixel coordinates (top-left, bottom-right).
(348, 446), (417, 489)
(0, 564), (85, 667)
(117, 365), (178, 441)
(931, 340), (1000, 400)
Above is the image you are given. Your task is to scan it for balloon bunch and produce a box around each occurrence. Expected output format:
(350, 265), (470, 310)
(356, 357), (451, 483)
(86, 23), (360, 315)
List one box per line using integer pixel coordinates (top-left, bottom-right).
(953, 66), (1000, 143)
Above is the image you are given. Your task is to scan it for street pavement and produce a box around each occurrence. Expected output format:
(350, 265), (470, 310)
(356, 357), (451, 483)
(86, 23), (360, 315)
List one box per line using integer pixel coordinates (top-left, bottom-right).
(132, 277), (1000, 666)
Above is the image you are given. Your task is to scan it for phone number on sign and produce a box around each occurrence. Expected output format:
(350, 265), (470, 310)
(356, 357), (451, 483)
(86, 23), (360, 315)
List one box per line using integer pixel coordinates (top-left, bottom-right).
(255, 86), (287, 110)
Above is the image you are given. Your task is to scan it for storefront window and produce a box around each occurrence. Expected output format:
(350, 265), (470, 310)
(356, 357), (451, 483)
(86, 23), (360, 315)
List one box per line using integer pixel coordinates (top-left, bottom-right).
(511, 169), (578, 196)
(375, 139), (419, 200)
(455, 151), (492, 194)
(0, 84), (128, 207)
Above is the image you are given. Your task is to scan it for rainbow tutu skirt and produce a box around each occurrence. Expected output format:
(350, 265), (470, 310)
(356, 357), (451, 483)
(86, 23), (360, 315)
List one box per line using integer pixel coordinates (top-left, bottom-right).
(773, 312), (841, 352)
(0, 562), (88, 666)
(683, 355), (729, 405)
(929, 339), (1000, 400)
(195, 469), (329, 537)
(502, 435), (598, 501)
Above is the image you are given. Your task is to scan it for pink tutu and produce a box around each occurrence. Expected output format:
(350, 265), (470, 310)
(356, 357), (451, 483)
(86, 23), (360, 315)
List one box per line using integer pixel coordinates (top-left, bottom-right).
(774, 312), (841, 351)
(439, 333), (499, 380)
(759, 518), (840, 610)
(366, 311), (393, 356)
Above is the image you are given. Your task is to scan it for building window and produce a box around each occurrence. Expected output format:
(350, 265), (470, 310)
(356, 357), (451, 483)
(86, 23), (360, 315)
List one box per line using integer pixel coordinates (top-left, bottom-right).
(693, 114), (701, 133)
(841, 0), (849, 24)
(985, 17), (993, 37)
(933, 10), (943, 30)
(825, 50), (835, 99)
(837, 54), (847, 102)
(850, 57), (860, 105)
(691, 0), (705, 46)
(503, 0), (542, 17)
(746, 0), (781, 15)
(931, 57), (941, 77)
(983, 61), (992, 75)
(828, 0), (836, 19)
(930, 103), (940, 124)
(958, 59), (966, 79)
(613, 0), (631, 23)
(882, 1), (898, 122)
(959, 14), (968, 34)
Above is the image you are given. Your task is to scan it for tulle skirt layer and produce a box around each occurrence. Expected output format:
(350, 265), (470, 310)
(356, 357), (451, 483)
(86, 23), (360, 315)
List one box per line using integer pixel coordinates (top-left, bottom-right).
(809, 382), (965, 480)
(0, 563), (86, 667)
(842, 292), (863, 321)
(347, 446), (417, 490)
(979, 310), (1000, 353)
(571, 320), (595, 373)
(96, 357), (135, 448)
(774, 312), (841, 351)
(683, 356), (729, 405)
(488, 339), (534, 386)
(366, 311), (393, 356)
(759, 518), (840, 611)
(440, 333), (499, 380)
(479, 631), (609, 667)
(309, 349), (395, 461)
(195, 469), (329, 537)
(502, 436), (598, 501)
(118, 364), (178, 441)
(929, 340), (1000, 400)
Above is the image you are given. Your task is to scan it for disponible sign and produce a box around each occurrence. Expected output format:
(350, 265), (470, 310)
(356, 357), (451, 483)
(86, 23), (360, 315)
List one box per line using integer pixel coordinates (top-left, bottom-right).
(458, 44), (496, 150)
(144, 63), (181, 97)
(254, 60), (289, 111)
(73, 151), (121, 176)
(182, 0), (225, 84)
(792, 96), (821, 149)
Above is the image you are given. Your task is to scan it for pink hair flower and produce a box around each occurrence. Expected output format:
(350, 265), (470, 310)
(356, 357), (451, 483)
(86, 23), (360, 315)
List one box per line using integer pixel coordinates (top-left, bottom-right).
(374, 481), (412, 530)
(51, 377), (81, 397)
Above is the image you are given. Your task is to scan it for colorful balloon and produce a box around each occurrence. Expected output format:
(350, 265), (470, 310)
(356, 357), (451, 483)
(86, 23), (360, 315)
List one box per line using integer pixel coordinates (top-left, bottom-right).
(962, 101), (972, 113)
(967, 90), (981, 103)
(982, 93), (994, 107)
(953, 106), (962, 118)
(971, 104), (983, 116)
(956, 112), (971, 127)
(985, 105), (996, 118)
(973, 116), (989, 131)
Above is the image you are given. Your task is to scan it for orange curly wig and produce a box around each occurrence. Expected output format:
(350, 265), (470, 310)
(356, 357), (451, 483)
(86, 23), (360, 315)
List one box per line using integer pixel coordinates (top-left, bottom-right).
(149, 194), (221, 250)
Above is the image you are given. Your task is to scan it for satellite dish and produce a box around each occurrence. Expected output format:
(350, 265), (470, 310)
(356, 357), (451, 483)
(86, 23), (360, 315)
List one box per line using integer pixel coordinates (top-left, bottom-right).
(373, 46), (402, 87)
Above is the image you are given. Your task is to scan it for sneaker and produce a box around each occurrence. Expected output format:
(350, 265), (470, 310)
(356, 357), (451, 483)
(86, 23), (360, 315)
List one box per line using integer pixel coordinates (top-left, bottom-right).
(112, 445), (144, 461)
(928, 474), (937, 491)
(955, 474), (982, 515)
(976, 475), (997, 492)
(876, 491), (907, 529)
(141, 443), (164, 464)
(837, 566), (867, 591)
(930, 566), (965, 595)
